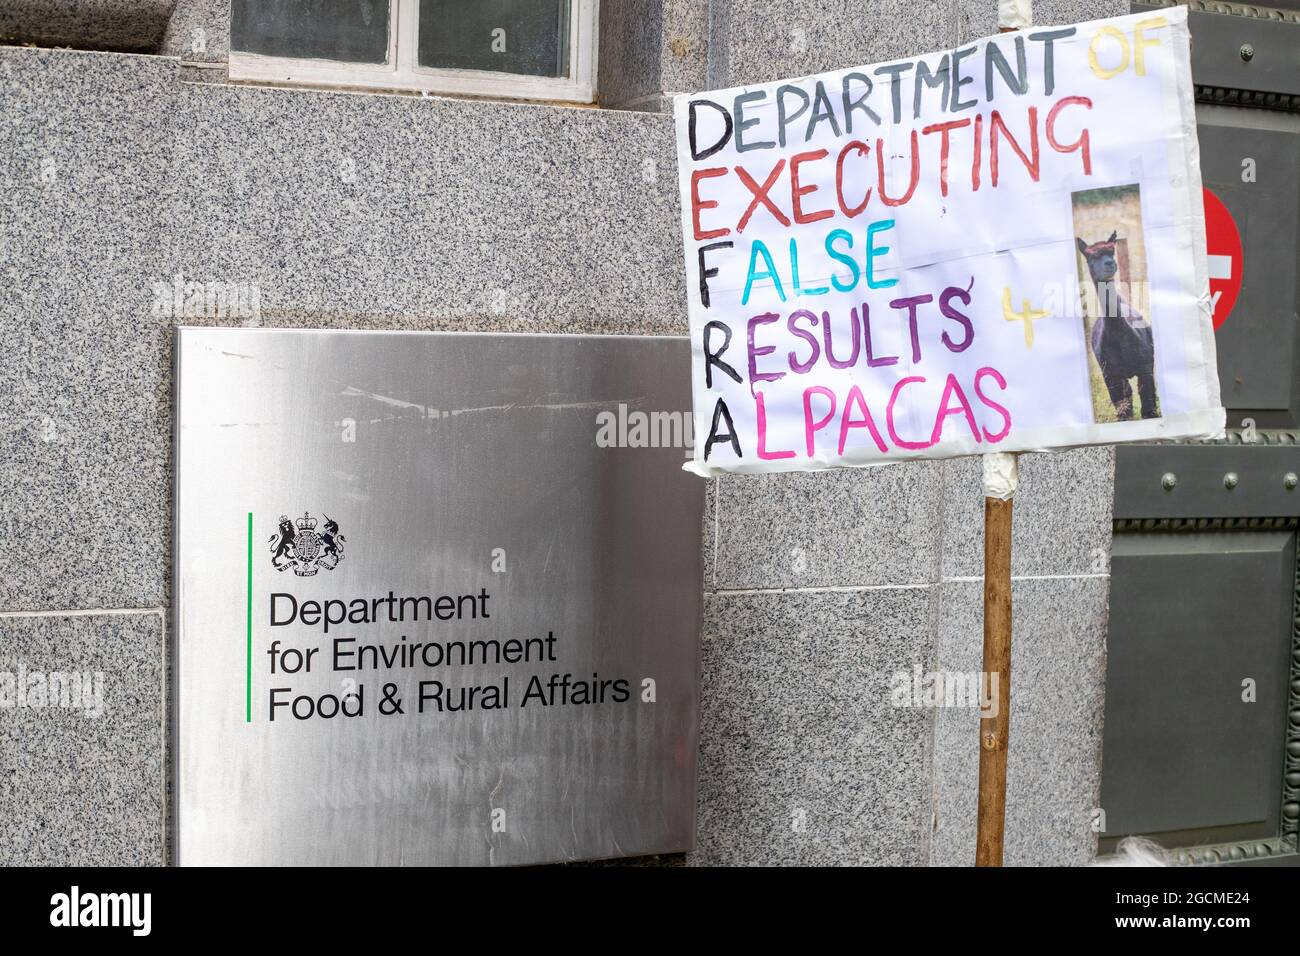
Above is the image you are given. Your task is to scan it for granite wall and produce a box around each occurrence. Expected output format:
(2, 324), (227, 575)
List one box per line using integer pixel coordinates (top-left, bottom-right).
(0, 0), (175, 52)
(0, 0), (1122, 866)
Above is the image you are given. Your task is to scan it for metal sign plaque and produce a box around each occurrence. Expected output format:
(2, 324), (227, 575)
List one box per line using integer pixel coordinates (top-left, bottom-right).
(175, 328), (703, 866)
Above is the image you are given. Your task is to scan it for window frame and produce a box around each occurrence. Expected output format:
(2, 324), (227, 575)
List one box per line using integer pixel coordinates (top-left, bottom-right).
(228, 0), (599, 104)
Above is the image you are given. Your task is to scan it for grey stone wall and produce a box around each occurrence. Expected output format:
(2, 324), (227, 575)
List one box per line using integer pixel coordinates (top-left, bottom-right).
(1, 0), (1121, 866)
(598, 0), (708, 111)
(0, 0), (175, 52)
(693, 447), (1112, 867)
(600, 0), (1121, 109)
(159, 0), (227, 62)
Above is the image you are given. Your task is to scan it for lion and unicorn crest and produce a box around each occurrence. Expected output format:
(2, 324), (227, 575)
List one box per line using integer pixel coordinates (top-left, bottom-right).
(269, 512), (345, 576)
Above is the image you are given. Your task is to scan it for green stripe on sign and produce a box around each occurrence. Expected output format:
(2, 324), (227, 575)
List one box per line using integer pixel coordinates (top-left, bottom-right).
(246, 511), (253, 723)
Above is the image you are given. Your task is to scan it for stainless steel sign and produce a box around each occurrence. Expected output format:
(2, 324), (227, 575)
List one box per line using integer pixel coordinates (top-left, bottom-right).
(174, 329), (703, 865)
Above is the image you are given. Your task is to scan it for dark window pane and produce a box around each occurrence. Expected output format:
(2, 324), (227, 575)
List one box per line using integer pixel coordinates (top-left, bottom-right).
(418, 0), (570, 77)
(232, 0), (391, 64)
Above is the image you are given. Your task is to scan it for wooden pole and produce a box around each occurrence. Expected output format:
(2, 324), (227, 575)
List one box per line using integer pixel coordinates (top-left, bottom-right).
(974, 4), (1030, 870)
(975, 491), (1013, 866)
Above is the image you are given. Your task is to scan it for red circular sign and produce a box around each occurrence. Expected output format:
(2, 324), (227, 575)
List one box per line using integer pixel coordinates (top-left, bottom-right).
(1203, 187), (1243, 330)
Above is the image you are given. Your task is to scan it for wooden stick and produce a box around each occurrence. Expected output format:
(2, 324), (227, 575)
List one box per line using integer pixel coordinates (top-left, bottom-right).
(976, 490), (1014, 866)
(975, 2), (1029, 868)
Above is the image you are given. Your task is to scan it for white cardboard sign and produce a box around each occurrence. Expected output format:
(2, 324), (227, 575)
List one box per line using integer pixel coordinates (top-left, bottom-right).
(675, 8), (1223, 476)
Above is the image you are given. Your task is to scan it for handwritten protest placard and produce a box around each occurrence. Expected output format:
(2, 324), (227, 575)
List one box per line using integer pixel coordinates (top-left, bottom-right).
(675, 7), (1223, 476)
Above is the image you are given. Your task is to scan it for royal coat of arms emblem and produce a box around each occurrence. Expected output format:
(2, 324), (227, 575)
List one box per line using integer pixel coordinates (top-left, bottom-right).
(269, 512), (345, 576)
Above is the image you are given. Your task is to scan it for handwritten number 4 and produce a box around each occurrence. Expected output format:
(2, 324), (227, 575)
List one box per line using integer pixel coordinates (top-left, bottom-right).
(1001, 287), (1050, 348)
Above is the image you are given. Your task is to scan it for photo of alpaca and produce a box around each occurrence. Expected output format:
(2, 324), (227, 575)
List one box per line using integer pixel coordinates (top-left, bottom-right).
(1071, 185), (1162, 423)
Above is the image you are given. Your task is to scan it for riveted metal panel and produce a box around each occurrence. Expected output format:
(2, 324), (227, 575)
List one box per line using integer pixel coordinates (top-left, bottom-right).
(1100, 531), (1293, 845)
(1186, 8), (1300, 97)
(1115, 443), (1300, 519)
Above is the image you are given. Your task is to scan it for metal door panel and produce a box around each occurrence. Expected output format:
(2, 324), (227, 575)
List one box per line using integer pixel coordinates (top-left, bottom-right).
(1101, 531), (1293, 843)
(1108, 2), (1300, 864)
